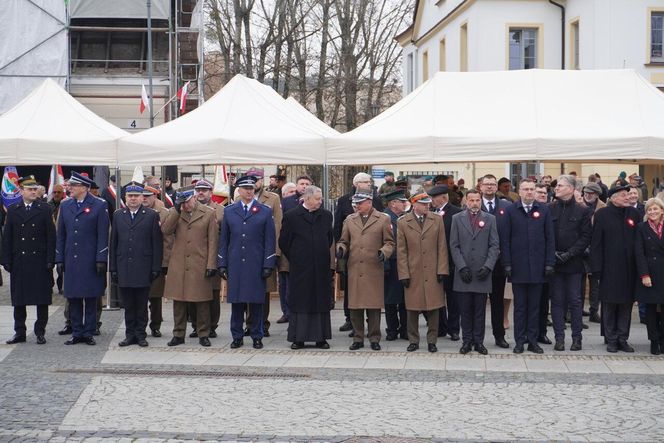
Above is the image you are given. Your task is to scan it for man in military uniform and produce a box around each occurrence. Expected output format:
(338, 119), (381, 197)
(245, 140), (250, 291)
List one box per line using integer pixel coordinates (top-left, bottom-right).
(2, 176), (56, 345)
(143, 185), (172, 337)
(218, 175), (277, 350)
(378, 171), (396, 196)
(383, 189), (409, 341)
(56, 172), (109, 346)
(109, 182), (163, 347)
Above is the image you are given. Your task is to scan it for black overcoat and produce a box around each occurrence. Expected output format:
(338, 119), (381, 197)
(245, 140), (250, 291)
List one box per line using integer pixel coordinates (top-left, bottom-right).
(383, 208), (404, 305)
(549, 198), (593, 274)
(279, 205), (333, 313)
(634, 222), (664, 304)
(1, 201), (56, 306)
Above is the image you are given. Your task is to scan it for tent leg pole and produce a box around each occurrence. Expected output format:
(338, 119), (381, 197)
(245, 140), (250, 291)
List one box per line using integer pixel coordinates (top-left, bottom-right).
(105, 166), (122, 311)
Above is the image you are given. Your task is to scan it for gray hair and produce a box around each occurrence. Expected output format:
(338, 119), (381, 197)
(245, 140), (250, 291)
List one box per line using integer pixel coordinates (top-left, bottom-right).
(353, 172), (371, 185)
(282, 182), (296, 194)
(303, 185), (322, 198)
(557, 174), (577, 190)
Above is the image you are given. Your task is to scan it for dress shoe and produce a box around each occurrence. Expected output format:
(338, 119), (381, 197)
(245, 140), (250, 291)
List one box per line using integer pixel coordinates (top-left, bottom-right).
(589, 313), (600, 323)
(64, 337), (82, 345)
(513, 343), (524, 354)
(36, 335), (46, 345)
(58, 325), (72, 336)
(93, 327), (100, 336)
(527, 343), (544, 354)
(315, 341), (330, 349)
(428, 343), (438, 353)
(474, 343), (488, 355)
(291, 341), (305, 350)
(349, 342), (364, 351)
(495, 338), (510, 349)
(554, 340), (565, 351)
(199, 337), (211, 347)
(570, 339), (582, 351)
(449, 332), (460, 341)
(406, 343), (419, 352)
(607, 342), (618, 353)
(582, 309), (590, 316)
(151, 329), (162, 338)
(640, 317), (647, 325)
(137, 339), (149, 347)
(618, 341), (634, 353)
(653, 342), (663, 355)
(118, 338), (137, 347)
(537, 335), (552, 345)
(459, 343), (472, 354)
(189, 330), (198, 338)
(370, 342), (381, 351)
(348, 331), (355, 337)
(243, 328), (251, 337)
(385, 333), (398, 341)
(339, 321), (353, 332)
(167, 337), (185, 347)
(263, 329), (270, 338)
(6, 335), (26, 344)
(582, 322), (589, 330)
(230, 339), (243, 349)
(253, 338), (263, 349)
(209, 330), (217, 338)
(276, 315), (289, 324)
(84, 337), (96, 346)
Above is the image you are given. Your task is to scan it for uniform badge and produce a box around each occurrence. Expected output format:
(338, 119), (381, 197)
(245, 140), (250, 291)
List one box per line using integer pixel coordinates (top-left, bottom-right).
(499, 209), (505, 215)
(251, 206), (259, 213)
(478, 220), (485, 228)
(84, 207), (91, 214)
(532, 211), (540, 218)
(627, 218), (635, 227)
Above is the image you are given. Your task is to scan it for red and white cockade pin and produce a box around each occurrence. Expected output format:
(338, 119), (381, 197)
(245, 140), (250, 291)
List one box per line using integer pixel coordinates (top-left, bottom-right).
(84, 207), (91, 213)
(627, 218), (635, 227)
(251, 206), (259, 213)
(478, 220), (485, 228)
(499, 209), (505, 215)
(532, 211), (541, 218)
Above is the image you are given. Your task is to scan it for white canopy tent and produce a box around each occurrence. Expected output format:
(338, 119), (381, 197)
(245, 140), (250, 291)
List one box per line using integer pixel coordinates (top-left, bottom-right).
(284, 96), (339, 137)
(117, 74), (328, 166)
(326, 69), (664, 165)
(0, 78), (126, 165)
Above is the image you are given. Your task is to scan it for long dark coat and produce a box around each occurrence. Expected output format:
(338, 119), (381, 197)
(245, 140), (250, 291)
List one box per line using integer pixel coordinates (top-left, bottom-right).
(56, 193), (110, 299)
(1, 200), (56, 306)
(481, 197), (512, 273)
(109, 208), (163, 288)
(279, 205), (333, 313)
(384, 208), (404, 305)
(218, 200), (277, 304)
(501, 200), (555, 284)
(635, 222), (664, 304)
(590, 204), (640, 303)
(549, 198), (593, 274)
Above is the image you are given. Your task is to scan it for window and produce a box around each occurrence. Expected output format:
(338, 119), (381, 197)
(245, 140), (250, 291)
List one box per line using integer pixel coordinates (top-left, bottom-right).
(460, 22), (468, 71)
(439, 38), (446, 71)
(570, 20), (579, 69)
(406, 52), (414, 92)
(422, 50), (429, 81)
(652, 12), (664, 62)
(509, 28), (538, 70)
(510, 162), (540, 184)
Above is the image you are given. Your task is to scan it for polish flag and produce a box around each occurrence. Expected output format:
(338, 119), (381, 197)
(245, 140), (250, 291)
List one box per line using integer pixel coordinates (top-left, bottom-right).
(177, 81), (190, 114)
(47, 165), (65, 202)
(140, 84), (150, 114)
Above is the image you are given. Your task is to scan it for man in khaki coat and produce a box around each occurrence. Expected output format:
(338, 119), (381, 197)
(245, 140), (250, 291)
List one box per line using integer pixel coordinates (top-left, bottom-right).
(162, 189), (219, 347)
(337, 190), (394, 351)
(143, 186), (173, 337)
(397, 193), (449, 353)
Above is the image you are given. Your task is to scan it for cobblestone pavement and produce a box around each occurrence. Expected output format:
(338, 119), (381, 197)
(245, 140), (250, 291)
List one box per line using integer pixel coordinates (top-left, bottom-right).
(1, 269), (664, 442)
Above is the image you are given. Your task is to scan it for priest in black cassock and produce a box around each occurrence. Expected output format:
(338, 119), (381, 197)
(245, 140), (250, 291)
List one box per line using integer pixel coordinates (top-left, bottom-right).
(279, 185), (334, 349)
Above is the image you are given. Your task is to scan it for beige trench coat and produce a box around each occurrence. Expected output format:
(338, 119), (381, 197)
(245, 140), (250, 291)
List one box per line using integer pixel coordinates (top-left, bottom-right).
(162, 202), (218, 302)
(257, 189), (282, 291)
(338, 209), (394, 309)
(148, 200), (174, 297)
(396, 212), (449, 311)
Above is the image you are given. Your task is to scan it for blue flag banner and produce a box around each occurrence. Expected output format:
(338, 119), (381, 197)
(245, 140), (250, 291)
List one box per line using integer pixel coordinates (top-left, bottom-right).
(2, 166), (22, 210)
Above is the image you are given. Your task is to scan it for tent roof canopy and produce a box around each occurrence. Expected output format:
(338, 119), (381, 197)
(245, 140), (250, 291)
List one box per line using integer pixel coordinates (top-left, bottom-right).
(0, 78), (126, 166)
(118, 74), (329, 166)
(326, 69), (664, 165)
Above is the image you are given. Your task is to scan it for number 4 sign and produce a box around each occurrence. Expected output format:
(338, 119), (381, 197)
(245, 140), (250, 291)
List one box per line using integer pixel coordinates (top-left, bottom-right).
(127, 119), (139, 129)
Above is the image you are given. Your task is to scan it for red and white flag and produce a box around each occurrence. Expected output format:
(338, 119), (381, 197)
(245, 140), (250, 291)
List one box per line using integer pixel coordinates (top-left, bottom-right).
(47, 165), (65, 202)
(176, 81), (190, 114)
(140, 84), (150, 114)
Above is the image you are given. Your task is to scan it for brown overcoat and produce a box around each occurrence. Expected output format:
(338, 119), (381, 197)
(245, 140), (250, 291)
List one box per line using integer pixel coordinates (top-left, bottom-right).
(338, 209), (394, 309)
(257, 189), (282, 290)
(148, 200), (174, 297)
(162, 202), (218, 302)
(396, 212), (449, 311)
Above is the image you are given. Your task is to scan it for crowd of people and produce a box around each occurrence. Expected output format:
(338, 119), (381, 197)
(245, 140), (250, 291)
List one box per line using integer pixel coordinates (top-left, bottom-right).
(2, 167), (663, 357)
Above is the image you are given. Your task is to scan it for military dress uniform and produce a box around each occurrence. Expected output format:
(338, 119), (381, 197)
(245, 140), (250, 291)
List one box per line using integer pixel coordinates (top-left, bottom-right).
(1, 176), (56, 344)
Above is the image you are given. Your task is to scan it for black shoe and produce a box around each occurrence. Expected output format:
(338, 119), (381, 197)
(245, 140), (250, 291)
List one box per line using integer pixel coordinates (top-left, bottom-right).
(495, 338), (510, 348)
(640, 318), (647, 325)
(589, 312), (600, 323)
(64, 337), (80, 345)
(6, 335), (26, 344)
(189, 330), (198, 338)
(651, 342), (661, 355)
(582, 322), (589, 330)
(513, 343), (524, 354)
(618, 341), (634, 353)
(199, 337), (211, 347)
(582, 309), (590, 316)
(459, 343), (472, 354)
(137, 339), (148, 347)
(230, 339), (243, 349)
(118, 338), (137, 347)
(449, 332), (460, 341)
(406, 343), (419, 352)
(36, 335), (46, 345)
(209, 330), (217, 338)
(607, 342), (618, 353)
(151, 329), (162, 338)
(527, 343), (544, 354)
(263, 330), (270, 338)
(167, 337), (185, 347)
(276, 315), (289, 324)
(349, 342), (364, 351)
(437, 331), (448, 338)
(554, 340), (565, 351)
(339, 321), (353, 332)
(58, 325), (72, 336)
(474, 343), (488, 355)
(370, 342), (381, 351)
(253, 338), (263, 349)
(93, 328), (100, 336)
(385, 333), (398, 341)
(84, 337), (96, 346)
(428, 343), (438, 353)
(348, 331), (355, 337)
(243, 328), (251, 337)
(316, 341), (330, 349)
(291, 341), (305, 350)
(537, 335), (552, 345)
(570, 339), (582, 351)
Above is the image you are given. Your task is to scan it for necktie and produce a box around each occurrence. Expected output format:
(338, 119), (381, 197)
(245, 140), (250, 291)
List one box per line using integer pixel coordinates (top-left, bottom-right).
(244, 205), (248, 217)
(26, 205), (30, 212)
(131, 212), (135, 221)
(525, 205), (531, 213)
(76, 201), (82, 210)
(487, 201), (493, 214)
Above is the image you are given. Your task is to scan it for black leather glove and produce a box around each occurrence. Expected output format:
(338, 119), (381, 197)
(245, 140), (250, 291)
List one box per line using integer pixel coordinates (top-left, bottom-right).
(460, 267), (473, 284)
(555, 251), (571, 265)
(545, 266), (555, 277)
(437, 274), (444, 283)
(476, 266), (491, 281)
(96, 262), (106, 277)
(161, 267), (168, 276)
(335, 246), (345, 259)
(377, 250), (386, 262)
(401, 278), (410, 288)
(56, 263), (64, 274)
(262, 268), (273, 279)
(150, 271), (160, 282)
(110, 272), (118, 284)
(218, 267), (228, 280)
(2, 264), (10, 273)
(205, 269), (216, 278)
(504, 266), (512, 279)
(47, 262), (54, 271)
